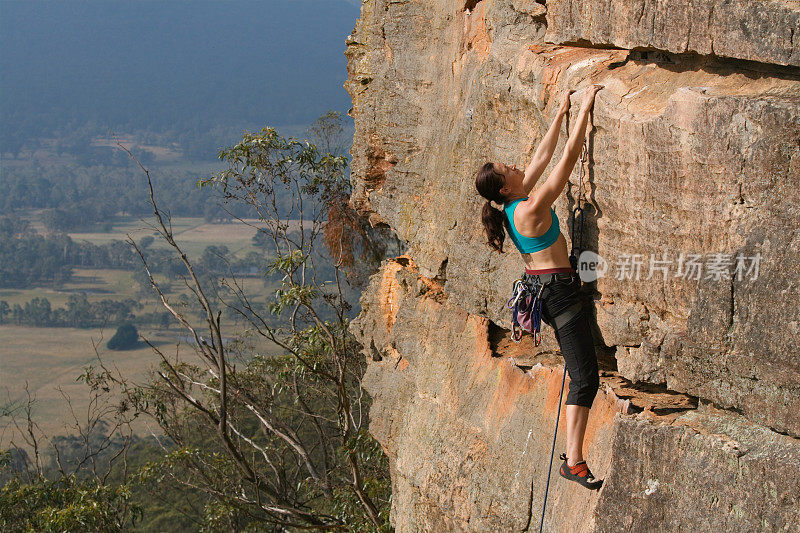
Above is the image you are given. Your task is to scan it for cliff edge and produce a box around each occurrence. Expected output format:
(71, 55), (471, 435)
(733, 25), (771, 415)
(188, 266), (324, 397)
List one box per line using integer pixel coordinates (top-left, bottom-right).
(345, 1), (800, 530)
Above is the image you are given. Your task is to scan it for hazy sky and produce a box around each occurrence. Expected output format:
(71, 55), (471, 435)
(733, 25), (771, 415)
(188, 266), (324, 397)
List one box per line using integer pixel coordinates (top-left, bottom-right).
(0, 0), (362, 137)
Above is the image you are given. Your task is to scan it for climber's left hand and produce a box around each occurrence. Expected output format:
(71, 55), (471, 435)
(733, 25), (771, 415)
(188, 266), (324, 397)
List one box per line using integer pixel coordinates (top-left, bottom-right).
(558, 89), (574, 116)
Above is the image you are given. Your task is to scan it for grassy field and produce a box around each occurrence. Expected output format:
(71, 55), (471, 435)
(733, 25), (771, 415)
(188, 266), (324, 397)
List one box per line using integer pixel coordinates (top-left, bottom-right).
(0, 266), (276, 309)
(0, 322), (285, 452)
(0, 326), (178, 447)
(23, 213), (316, 262)
(66, 216), (262, 258)
(1, 216), (295, 454)
(0, 268), (139, 307)
(1, 214), (281, 309)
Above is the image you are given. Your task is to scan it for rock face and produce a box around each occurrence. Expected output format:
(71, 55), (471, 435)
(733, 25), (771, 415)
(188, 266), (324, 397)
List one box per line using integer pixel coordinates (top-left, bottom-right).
(345, 0), (800, 530)
(350, 257), (800, 531)
(544, 0), (800, 68)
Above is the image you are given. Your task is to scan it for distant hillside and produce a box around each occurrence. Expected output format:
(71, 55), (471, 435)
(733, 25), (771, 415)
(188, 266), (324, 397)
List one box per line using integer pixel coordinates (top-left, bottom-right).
(0, 0), (360, 152)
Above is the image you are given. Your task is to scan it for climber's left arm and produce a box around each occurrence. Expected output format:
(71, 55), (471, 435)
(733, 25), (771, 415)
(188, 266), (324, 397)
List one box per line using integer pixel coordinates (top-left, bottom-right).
(522, 91), (572, 195)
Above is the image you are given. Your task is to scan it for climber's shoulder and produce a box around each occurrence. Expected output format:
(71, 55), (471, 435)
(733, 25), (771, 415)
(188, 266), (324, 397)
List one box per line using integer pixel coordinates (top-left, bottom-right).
(510, 196), (535, 216)
(511, 194), (550, 230)
(521, 191), (553, 216)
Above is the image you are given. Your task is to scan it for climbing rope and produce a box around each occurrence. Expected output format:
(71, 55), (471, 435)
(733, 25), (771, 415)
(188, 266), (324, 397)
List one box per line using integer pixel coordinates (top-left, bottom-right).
(538, 108), (591, 533)
(538, 359), (568, 533)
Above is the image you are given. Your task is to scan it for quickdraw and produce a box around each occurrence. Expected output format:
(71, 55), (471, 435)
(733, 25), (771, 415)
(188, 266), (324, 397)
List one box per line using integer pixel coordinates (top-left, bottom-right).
(506, 276), (547, 346)
(569, 139), (588, 271)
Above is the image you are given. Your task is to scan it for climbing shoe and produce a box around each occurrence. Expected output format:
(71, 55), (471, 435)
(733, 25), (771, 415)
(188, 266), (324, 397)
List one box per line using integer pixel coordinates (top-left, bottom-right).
(559, 453), (602, 490)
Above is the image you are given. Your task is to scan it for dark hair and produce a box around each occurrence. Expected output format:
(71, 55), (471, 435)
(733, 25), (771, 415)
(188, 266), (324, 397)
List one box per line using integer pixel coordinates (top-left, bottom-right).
(474, 162), (509, 253)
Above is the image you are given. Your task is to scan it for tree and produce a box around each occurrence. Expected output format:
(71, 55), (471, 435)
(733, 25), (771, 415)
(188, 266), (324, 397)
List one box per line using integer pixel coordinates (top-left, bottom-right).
(0, 301), (10, 324)
(199, 244), (230, 274)
(0, 374), (143, 531)
(139, 235), (154, 249)
(110, 113), (393, 531)
(107, 323), (138, 350)
(66, 294), (92, 328)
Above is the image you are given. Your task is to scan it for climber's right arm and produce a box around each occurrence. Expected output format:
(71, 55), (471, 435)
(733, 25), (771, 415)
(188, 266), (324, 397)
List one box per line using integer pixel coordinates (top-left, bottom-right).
(533, 85), (600, 209)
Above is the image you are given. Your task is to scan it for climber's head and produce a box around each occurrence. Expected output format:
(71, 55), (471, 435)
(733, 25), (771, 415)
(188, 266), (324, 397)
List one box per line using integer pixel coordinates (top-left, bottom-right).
(475, 161), (518, 253)
(493, 161), (525, 196)
(475, 162), (505, 202)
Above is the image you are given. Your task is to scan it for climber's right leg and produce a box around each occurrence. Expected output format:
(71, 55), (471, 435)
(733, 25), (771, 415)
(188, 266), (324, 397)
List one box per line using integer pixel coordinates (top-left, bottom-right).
(553, 305), (601, 489)
(555, 305), (599, 466)
(541, 274), (600, 415)
(557, 304), (599, 411)
(565, 404), (590, 464)
(541, 273), (600, 485)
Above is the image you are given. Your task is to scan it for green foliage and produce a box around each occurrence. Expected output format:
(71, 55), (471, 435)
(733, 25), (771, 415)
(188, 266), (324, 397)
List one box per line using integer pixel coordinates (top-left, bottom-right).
(0, 163), (229, 228)
(107, 323), (139, 350)
(0, 434), (204, 533)
(133, 444), (255, 532)
(8, 112), (392, 531)
(330, 427), (392, 532)
(0, 474), (142, 532)
(201, 124), (349, 220)
(0, 295), (139, 328)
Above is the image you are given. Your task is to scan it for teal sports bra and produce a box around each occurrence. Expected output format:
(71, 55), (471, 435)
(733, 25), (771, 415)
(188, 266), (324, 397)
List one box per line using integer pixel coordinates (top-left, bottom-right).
(502, 198), (560, 253)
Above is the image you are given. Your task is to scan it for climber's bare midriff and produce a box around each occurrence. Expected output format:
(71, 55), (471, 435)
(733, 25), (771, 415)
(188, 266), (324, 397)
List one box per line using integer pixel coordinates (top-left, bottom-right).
(519, 233), (571, 270)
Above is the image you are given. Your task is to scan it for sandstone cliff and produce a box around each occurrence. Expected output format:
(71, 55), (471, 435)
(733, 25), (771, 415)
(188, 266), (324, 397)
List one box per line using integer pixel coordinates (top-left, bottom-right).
(344, 1), (800, 530)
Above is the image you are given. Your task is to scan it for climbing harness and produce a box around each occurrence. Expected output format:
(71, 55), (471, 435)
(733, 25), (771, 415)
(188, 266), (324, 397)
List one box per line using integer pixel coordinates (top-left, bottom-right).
(506, 272), (584, 346)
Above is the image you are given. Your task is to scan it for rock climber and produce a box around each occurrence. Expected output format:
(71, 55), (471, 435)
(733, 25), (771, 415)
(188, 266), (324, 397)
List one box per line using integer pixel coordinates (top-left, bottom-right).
(474, 84), (604, 489)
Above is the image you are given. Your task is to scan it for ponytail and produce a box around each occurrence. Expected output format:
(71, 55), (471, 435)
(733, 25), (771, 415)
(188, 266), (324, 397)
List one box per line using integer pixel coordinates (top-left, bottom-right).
(482, 200), (507, 253)
(475, 162), (509, 253)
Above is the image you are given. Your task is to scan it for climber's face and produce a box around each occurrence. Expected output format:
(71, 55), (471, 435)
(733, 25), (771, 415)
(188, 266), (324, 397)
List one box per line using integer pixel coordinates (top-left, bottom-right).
(494, 162), (523, 196)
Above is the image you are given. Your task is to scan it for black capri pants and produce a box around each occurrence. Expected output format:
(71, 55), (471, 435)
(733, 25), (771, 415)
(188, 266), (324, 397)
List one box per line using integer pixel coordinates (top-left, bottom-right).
(524, 271), (599, 408)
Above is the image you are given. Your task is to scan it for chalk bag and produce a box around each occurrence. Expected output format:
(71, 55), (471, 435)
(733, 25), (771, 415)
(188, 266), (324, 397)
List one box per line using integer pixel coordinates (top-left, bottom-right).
(506, 277), (546, 346)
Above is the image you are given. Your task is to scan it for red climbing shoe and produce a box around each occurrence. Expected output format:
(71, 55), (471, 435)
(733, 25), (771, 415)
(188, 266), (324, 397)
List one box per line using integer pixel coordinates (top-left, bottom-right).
(559, 453), (602, 490)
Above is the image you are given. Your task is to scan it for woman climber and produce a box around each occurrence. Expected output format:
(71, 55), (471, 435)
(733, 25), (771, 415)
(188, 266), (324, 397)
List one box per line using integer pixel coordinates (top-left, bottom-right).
(474, 84), (604, 490)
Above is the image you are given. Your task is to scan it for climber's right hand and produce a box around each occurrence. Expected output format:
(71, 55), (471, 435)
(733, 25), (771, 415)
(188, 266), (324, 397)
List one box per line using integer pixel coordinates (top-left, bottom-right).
(581, 84), (604, 108)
